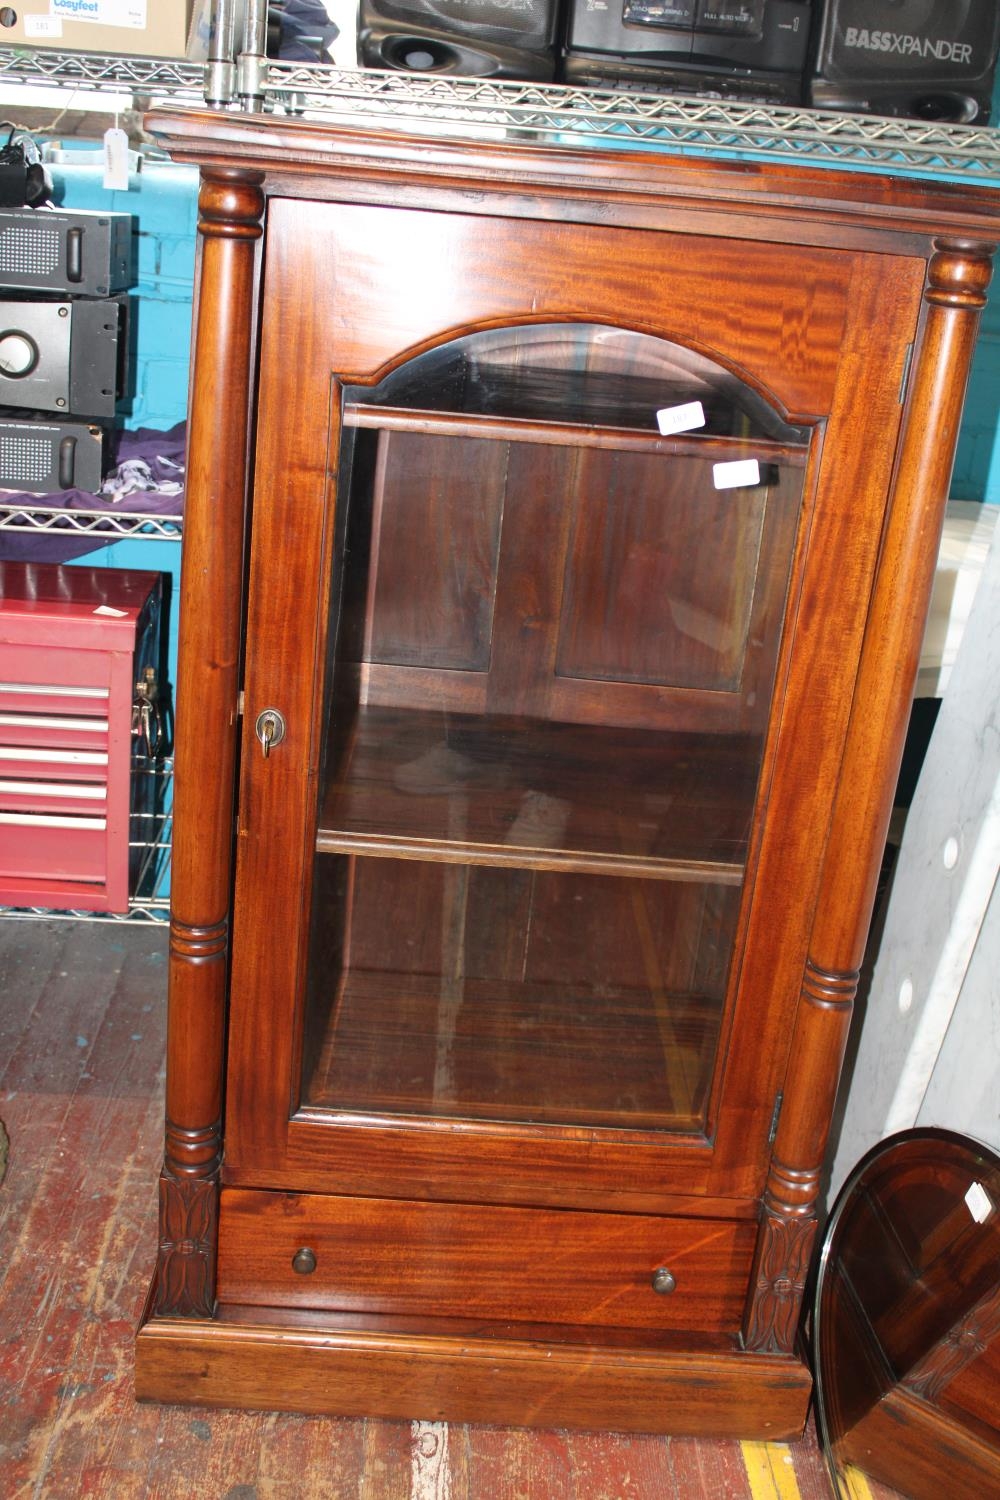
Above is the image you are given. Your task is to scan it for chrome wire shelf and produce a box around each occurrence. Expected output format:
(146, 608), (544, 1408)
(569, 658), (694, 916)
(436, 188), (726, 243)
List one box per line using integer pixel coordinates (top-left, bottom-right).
(0, 500), (183, 543)
(262, 65), (1000, 181)
(0, 756), (172, 926)
(0, 45), (203, 96)
(2, 47), (1000, 182)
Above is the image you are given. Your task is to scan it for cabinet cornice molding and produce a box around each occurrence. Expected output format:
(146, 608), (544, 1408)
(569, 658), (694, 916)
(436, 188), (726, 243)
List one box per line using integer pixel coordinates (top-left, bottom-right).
(147, 109), (1000, 250)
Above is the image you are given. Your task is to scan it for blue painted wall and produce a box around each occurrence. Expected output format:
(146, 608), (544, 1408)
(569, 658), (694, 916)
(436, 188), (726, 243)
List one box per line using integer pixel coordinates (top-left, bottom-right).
(51, 161), (198, 898)
(52, 160), (199, 750)
(953, 289), (1000, 503)
(54, 158), (198, 430)
(952, 72), (1000, 501)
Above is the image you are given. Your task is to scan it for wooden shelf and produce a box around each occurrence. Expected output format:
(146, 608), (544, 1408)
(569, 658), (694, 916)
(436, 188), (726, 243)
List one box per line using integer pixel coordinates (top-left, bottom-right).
(345, 403), (810, 462)
(304, 968), (719, 1131)
(317, 706), (757, 883)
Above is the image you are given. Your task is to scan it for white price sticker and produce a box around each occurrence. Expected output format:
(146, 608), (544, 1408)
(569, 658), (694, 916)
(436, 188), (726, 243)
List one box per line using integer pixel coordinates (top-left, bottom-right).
(26, 16), (64, 36)
(713, 459), (761, 490)
(656, 400), (706, 437)
(103, 127), (130, 191)
(966, 1181), (994, 1224)
(93, 605), (129, 618)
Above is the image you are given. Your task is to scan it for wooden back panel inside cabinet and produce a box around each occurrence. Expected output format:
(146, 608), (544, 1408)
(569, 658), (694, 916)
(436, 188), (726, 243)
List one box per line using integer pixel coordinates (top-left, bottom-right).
(338, 425), (804, 736)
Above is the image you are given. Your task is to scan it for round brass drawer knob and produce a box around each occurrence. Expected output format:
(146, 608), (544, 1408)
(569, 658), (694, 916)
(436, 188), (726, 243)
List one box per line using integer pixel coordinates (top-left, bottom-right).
(651, 1266), (677, 1295)
(292, 1247), (317, 1275)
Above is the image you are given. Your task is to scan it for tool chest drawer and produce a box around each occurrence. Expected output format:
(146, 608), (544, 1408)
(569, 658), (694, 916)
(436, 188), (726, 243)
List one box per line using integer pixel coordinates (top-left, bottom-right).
(0, 561), (161, 912)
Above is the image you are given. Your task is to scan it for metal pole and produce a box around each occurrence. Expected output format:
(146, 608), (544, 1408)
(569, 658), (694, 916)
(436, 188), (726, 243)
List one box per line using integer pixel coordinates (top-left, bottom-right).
(205, 0), (238, 108)
(238, 0), (269, 111)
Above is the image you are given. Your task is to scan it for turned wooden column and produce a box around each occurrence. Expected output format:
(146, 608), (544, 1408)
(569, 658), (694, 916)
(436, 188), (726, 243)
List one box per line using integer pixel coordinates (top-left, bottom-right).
(154, 168), (265, 1319)
(743, 239), (996, 1355)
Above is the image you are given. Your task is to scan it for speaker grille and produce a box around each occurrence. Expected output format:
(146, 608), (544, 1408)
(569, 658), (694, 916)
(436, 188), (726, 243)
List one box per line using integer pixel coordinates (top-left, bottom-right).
(0, 226), (60, 277)
(0, 435), (51, 484)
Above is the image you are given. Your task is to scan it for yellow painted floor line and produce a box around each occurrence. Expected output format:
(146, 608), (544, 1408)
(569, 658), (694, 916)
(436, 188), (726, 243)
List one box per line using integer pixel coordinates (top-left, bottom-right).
(741, 1441), (802, 1499)
(840, 1465), (877, 1500)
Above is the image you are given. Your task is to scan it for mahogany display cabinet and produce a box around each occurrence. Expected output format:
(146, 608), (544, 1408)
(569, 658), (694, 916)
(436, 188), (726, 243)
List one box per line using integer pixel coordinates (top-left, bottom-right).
(135, 104), (1000, 1436)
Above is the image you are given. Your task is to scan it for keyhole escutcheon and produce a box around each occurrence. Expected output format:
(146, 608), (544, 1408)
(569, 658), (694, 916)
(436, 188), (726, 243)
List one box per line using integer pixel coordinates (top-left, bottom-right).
(255, 708), (286, 758)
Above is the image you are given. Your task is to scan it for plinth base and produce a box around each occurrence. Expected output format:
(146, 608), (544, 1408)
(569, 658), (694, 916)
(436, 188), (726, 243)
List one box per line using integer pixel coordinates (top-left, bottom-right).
(136, 1293), (812, 1436)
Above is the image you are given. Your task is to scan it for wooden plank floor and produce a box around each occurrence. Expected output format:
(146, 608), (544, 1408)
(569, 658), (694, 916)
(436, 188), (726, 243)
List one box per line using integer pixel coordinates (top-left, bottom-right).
(0, 919), (900, 1499)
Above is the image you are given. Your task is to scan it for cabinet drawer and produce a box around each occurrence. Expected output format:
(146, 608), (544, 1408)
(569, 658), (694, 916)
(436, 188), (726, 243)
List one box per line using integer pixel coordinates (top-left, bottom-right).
(0, 815), (105, 883)
(218, 1189), (756, 1333)
(0, 714), (109, 752)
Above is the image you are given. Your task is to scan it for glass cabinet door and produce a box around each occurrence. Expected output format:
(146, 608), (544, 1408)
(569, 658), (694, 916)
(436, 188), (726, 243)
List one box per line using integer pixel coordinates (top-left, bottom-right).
(297, 324), (809, 1138)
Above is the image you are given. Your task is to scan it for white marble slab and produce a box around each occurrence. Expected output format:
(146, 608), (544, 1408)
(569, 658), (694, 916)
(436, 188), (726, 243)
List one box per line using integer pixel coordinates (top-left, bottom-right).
(829, 508), (1000, 1200)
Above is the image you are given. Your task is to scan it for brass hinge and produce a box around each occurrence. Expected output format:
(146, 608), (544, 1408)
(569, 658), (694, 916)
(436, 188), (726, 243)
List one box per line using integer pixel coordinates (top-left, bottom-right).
(237, 690), (245, 718)
(768, 1091), (784, 1145)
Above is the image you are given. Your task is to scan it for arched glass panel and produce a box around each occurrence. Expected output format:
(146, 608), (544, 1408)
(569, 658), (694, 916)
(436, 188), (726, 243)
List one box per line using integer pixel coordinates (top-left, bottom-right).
(298, 323), (811, 1133)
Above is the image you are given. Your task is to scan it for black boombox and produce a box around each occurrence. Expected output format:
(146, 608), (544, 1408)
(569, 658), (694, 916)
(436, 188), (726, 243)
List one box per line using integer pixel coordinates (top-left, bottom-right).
(810, 0), (1000, 123)
(563, 0), (811, 100)
(359, 0), (561, 79)
(359, 0), (999, 121)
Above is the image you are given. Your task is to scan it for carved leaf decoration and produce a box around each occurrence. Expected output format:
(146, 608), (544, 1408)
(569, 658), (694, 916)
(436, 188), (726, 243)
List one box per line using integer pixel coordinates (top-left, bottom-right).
(744, 1213), (816, 1355)
(154, 1172), (219, 1319)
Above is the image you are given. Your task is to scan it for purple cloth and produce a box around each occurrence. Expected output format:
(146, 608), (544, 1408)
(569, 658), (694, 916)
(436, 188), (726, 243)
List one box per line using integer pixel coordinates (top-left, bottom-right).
(0, 423), (186, 563)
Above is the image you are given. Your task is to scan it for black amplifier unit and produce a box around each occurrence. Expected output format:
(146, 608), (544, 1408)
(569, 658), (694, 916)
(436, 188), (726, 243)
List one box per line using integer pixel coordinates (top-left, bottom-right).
(809, 0), (1000, 123)
(0, 417), (105, 495)
(0, 297), (129, 420)
(0, 209), (133, 297)
(359, 0), (560, 78)
(563, 0), (812, 101)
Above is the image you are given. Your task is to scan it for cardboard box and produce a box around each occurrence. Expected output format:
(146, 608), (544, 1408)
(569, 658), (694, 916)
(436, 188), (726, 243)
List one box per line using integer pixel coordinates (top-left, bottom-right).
(0, 2), (196, 61)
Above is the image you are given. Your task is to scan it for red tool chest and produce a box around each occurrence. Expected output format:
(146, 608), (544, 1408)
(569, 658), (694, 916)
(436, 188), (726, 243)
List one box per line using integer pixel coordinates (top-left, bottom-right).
(0, 561), (162, 913)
